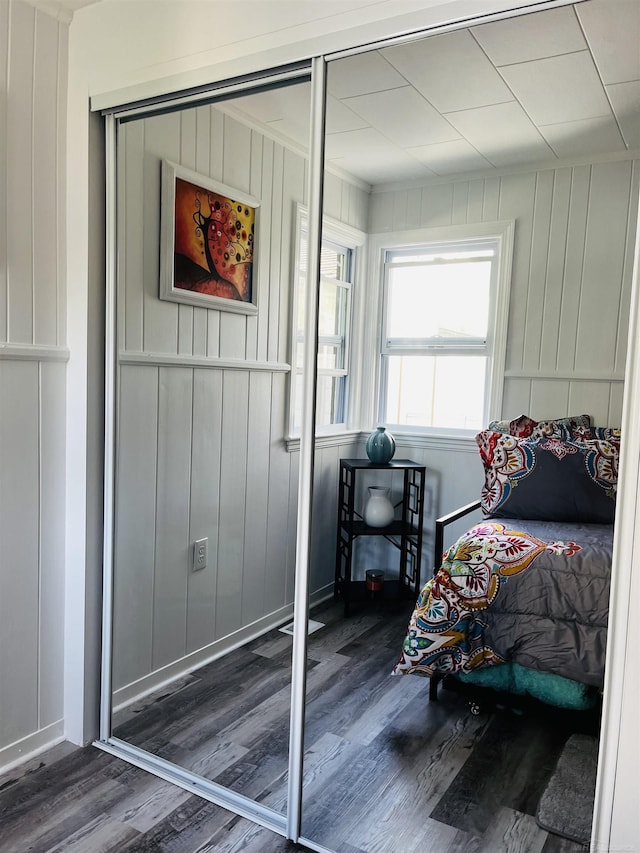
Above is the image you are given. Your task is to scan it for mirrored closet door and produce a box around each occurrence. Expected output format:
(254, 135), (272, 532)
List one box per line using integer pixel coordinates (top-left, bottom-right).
(103, 70), (313, 825)
(300, 2), (639, 849)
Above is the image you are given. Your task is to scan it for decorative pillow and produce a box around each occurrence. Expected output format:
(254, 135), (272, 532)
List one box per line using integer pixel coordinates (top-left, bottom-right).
(476, 429), (618, 524)
(570, 425), (621, 443)
(528, 415), (593, 440)
(488, 414), (592, 439)
(487, 414), (537, 437)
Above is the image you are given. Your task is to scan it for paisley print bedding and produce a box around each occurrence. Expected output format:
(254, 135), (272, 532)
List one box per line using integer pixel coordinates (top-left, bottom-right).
(393, 518), (612, 687)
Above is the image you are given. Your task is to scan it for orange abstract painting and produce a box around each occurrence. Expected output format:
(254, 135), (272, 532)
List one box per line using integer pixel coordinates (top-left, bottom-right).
(173, 177), (255, 303)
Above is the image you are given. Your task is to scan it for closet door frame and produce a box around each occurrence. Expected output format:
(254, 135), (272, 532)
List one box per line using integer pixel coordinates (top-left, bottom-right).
(96, 62), (317, 841)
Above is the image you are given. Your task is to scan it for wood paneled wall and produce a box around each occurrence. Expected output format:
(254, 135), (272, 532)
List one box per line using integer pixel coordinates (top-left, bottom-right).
(0, 1), (68, 767)
(112, 103), (369, 700)
(369, 160), (639, 428)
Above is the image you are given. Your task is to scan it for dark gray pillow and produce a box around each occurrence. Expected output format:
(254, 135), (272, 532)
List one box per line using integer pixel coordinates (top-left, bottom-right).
(476, 429), (618, 524)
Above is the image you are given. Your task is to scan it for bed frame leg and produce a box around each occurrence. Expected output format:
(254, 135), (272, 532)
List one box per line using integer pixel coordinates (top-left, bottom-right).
(429, 674), (442, 701)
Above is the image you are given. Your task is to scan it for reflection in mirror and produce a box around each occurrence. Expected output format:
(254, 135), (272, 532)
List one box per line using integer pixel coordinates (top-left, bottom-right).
(109, 79), (311, 814)
(299, 2), (639, 849)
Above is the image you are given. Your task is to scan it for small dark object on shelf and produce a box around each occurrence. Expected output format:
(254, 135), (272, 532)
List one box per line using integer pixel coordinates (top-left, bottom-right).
(365, 569), (385, 598)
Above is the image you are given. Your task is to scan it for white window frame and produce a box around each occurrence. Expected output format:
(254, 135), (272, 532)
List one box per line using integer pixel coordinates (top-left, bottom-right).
(368, 221), (515, 438)
(287, 203), (366, 443)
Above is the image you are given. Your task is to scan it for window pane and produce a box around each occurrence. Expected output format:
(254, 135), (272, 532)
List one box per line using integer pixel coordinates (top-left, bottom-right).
(317, 345), (342, 370)
(293, 372), (345, 431)
(384, 355), (486, 430)
(297, 281), (347, 368)
(318, 280), (347, 339)
(316, 374), (345, 427)
(386, 262), (491, 339)
(320, 243), (349, 280)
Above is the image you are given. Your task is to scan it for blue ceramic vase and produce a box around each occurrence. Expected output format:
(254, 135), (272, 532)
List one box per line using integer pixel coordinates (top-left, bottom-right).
(365, 426), (396, 464)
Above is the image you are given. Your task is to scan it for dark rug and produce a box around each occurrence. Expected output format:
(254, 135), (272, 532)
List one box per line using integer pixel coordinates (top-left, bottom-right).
(536, 733), (598, 845)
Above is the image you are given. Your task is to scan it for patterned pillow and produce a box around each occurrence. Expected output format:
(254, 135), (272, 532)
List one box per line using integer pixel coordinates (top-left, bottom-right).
(476, 429), (618, 524)
(529, 415), (593, 440)
(488, 414), (592, 439)
(570, 425), (621, 443)
(487, 414), (537, 437)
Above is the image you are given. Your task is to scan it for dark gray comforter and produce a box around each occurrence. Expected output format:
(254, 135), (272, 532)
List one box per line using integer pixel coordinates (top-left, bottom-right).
(393, 518), (613, 687)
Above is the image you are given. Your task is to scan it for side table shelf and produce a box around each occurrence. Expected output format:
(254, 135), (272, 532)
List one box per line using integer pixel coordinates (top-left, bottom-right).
(334, 458), (425, 615)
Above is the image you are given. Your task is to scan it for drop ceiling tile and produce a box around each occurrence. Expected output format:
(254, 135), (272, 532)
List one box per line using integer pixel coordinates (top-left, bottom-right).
(327, 51), (407, 99)
(325, 126), (435, 183)
(577, 0), (640, 84)
(407, 139), (492, 175)
(325, 95), (369, 134)
(445, 101), (553, 166)
(499, 51), (612, 125)
(230, 84), (310, 124)
(381, 28), (513, 113)
(342, 86), (460, 148)
(265, 117), (310, 149)
(539, 115), (626, 158)
(328, 153), (434, 185)
(325, 126), (398, 159)
(607, 80), (640, 148)
(471, 5), (586, 66)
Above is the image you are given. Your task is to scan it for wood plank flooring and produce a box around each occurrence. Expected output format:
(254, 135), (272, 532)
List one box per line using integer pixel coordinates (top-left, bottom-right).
(0, 596), (594, 852)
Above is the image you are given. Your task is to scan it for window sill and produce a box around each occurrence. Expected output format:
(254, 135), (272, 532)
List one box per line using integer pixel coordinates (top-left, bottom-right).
(284, 429), (477, 454)
(285, 429), (363, 453)
(389, 430), (478, 453)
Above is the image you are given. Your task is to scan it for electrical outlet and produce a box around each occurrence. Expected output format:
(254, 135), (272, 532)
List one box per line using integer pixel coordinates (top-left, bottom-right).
(193, 537), (208, 571)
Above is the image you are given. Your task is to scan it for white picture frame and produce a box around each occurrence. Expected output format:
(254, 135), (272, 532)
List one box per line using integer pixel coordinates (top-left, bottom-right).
(159, 159), (259, 314)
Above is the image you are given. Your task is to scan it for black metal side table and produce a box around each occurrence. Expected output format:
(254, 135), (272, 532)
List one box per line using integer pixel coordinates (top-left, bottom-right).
(334, 458), (425, 615)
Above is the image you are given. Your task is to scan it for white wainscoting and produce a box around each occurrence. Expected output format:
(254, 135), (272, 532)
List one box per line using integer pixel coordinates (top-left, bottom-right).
(0, 357), (67, 768)
(0, 2), (69, 770)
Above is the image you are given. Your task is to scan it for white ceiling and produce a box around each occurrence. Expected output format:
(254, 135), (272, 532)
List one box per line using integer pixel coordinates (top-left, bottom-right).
(226, 0), (640, 186)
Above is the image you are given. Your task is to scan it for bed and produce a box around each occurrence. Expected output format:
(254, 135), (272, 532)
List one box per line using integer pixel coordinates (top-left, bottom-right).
(393, 414), (620, 714)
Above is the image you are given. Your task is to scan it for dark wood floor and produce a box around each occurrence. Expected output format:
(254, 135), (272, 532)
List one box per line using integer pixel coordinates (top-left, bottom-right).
(0, 596), (594, 852)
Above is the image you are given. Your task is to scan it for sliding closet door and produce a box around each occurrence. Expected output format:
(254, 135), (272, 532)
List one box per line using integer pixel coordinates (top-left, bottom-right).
(106, 76), (312, 819)
(300, 4), (640, 848)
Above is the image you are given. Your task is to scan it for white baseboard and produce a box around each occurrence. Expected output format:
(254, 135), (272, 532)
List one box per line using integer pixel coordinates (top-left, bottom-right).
(113, 585), (336, 715)
(0, 720), (65, 776)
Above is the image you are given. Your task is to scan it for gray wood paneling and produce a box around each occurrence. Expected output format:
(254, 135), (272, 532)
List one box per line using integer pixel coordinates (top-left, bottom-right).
(0, 0), (7, 342)
(216, 370), (249, 638)
(120, 120), (145, 354)
(0, 361), (40, 743)
(38, 361), (66, 726)
(0, 4), (68, 765)
(557, 165), (590, 371)
(186, 368), (222, 654)
(113, 366), (159, 690)
(32, 10), (60, 348)
(500, 171), (537, 372)
(243, 372), (273, 626)
(153, 367), (193, 669)
(6, 0), (35, 344)
(267, 143), (285, 364)
(539, 168), (571, 373)
(264, 372), (292, 616)
(576, 160), (632, 372)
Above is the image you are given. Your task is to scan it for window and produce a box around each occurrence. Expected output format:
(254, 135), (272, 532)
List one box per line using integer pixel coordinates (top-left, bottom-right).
(378, 225), (513, 434)
(290, 209), (362, 437)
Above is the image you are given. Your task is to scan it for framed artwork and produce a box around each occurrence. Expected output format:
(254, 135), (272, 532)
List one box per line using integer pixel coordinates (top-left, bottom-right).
(160, 160), (259, 313)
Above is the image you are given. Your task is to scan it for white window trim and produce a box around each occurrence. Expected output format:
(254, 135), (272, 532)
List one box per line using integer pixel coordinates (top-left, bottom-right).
(365, 220), (515, 436)
(286, 203), (367, 447)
